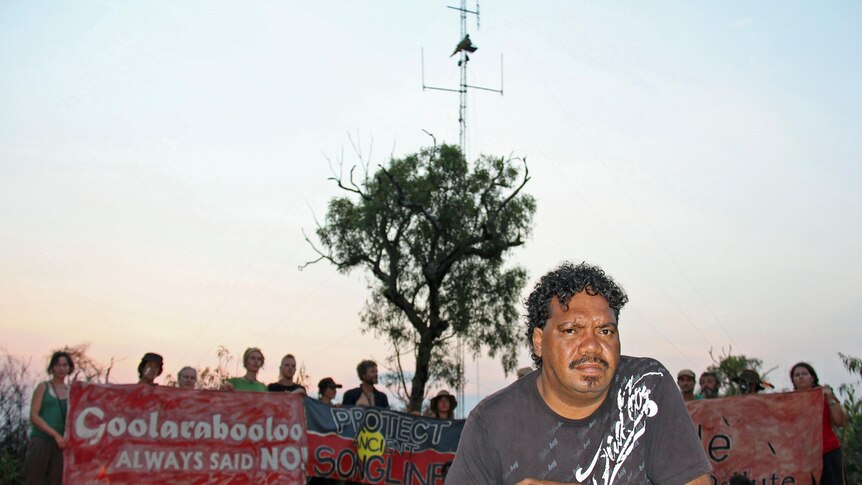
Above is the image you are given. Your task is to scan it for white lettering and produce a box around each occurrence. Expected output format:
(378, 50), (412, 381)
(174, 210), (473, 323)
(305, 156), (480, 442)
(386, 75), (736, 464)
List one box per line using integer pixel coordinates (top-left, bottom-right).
(290, 423), (303, 441)
(115, 450), (132, 469)
(74, 406), (105, 445)
(229, 423), (247, 441)
(194, 422), (212, 439)
(164, 451), (179, 470)
(71, 406), (300, 446)
(248, 424), (264, 442)
(148, 412), (159, 438)
(107, 417), (127, 438)
(128, 418), (147, 438)
(180, 421), (194, 439)
(213, 414), (228, 440)
(261, 447), (278, 470)
(161, 421), (178, 439)
(145, 450), (165, 469)
(280, 446), (300, 471)
(180, 451), (194, 469)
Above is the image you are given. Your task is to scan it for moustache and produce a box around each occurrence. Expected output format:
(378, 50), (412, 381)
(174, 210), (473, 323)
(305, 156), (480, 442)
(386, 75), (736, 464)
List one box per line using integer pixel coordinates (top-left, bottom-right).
(568, 355), (610, 370)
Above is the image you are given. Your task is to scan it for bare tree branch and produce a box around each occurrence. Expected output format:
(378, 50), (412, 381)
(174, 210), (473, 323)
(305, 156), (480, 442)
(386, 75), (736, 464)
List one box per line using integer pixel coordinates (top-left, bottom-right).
(379, 165), (443, 233)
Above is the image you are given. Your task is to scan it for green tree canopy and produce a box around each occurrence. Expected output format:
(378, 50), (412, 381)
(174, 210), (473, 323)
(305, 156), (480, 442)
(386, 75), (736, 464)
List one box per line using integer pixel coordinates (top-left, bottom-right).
(306, 144), (535, 410)
(838, 353), (861, 483)
(707, 347), (775, 396)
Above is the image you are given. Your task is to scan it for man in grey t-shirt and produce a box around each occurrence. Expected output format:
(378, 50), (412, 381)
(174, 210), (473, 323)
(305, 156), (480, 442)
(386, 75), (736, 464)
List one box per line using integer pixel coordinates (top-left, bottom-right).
(446, 262), (711, 484)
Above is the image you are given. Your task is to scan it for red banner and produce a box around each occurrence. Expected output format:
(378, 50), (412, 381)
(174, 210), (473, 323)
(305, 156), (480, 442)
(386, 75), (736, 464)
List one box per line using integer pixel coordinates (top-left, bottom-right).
(64, 382), (307, 484)
(305, 398), (462, 484)
(687, 389), (823, 484)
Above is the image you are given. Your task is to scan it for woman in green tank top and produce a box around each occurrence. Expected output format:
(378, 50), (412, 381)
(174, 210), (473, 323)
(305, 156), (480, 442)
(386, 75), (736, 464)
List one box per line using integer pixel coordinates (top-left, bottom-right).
(23, 350), (73, 485)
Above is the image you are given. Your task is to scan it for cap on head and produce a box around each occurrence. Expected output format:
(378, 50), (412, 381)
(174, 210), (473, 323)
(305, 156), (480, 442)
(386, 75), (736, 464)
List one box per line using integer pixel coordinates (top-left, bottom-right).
(317, 377), (342, 391)
(138, 352), (164, 378)
(677, 369), (696, 380)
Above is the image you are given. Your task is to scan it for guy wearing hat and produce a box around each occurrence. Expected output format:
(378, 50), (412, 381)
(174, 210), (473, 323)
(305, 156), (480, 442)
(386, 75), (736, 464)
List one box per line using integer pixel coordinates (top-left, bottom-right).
(677, 368), (697, 401)
(138, 352), (164, 386)
(317, 377), (342, 406)
(429, 390), (457, 420)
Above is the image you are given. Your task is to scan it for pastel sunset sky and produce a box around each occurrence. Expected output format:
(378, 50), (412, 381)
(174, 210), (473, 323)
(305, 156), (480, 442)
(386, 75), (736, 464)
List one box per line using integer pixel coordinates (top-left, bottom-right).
(2, 1), (860, 413)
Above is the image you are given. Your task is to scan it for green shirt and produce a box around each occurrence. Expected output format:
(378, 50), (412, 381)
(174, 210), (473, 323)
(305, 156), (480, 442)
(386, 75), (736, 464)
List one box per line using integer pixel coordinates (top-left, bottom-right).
(226, 377), (267, 392)
(30, 382), (67, 439)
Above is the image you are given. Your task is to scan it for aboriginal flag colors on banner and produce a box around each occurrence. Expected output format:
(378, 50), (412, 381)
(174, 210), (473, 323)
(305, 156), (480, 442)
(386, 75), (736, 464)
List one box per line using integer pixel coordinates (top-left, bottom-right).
(686, 388), (824, 484)
(64, 381), (308, 484)
(305, 398), (463, 484)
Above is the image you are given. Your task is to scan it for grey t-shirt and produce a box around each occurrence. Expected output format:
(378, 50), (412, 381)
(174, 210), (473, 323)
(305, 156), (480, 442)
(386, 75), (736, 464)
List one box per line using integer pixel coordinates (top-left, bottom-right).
(446, 356), (711, 484)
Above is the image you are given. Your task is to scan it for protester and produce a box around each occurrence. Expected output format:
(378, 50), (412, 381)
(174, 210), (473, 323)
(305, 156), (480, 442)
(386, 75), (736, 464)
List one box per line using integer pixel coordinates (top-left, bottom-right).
(267, 354), (306, 394)
(317, 377), (342, 406)
(223, 347), (267, 392)
(699, 370), (721, 399)
(429, 390), (457, 420)
(138, 352), (164, 386)
(446, 262), (711, 484)
(177, 366), (197, 389)
(790, 362), (847, 485)
(23, 351), (73, 485)
(731, 369), (771, 395)
(342, 359), (389, 408)
(678, 368), (697, 401)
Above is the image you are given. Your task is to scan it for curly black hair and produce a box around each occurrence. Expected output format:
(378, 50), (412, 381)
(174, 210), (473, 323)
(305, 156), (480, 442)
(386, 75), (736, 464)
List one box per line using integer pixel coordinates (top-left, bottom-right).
(524, 262), (629, 369)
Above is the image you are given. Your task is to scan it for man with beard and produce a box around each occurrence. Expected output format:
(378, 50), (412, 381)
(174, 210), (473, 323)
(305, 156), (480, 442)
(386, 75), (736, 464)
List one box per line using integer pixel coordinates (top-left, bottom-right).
(446, 262), (710, 484)
(342, 359), (389, 409)
(699, 371), (721, 399)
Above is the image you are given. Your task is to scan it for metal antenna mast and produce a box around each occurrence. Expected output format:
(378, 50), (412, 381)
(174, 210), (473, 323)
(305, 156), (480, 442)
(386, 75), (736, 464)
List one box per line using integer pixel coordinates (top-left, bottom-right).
(422, 0), (503, 159)
(421, 0), (503, 418)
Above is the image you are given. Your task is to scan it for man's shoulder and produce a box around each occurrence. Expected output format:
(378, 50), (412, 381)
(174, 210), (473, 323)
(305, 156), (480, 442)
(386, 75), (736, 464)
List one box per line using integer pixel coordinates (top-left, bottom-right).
(469, 371), (539, 419)
(617, 355), (670, 377)
(342, 387), (361, 403)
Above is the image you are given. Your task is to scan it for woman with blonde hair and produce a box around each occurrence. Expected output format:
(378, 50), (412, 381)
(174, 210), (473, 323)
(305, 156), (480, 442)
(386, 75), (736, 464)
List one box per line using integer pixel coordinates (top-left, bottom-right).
(223, 347), (267, 392)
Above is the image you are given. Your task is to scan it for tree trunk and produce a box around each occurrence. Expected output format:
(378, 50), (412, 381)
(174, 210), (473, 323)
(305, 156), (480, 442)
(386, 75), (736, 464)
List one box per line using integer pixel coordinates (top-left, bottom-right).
(410, 334), (434, 413)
